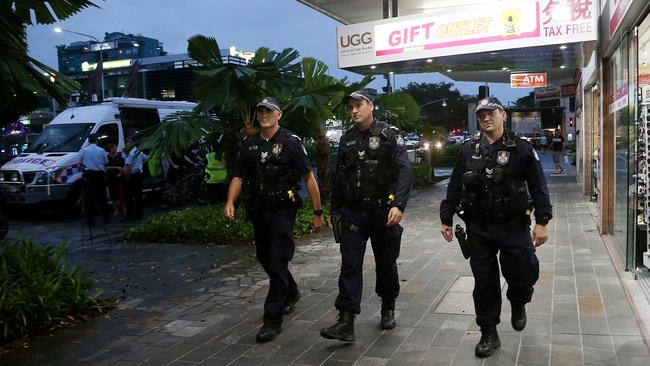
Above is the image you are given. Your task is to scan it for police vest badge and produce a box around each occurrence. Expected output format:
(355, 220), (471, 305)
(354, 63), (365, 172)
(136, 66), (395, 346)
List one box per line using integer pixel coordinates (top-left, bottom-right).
(496, 150), (510, 165)
(369, 136), (380, 150)
(260, 151), (268, 163)
(272, 143), (283, 157)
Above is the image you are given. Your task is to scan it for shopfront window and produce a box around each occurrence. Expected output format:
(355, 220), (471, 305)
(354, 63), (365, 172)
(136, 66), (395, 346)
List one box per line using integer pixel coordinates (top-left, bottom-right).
(609, 38), (631, 264)
(636, 16), (650, 268)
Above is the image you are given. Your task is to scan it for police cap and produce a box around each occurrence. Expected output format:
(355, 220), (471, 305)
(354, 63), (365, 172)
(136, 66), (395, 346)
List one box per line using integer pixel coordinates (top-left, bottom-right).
(256, 97), (281, 112)
(343, 90), (374, 104)
(475, 97), (505, 113)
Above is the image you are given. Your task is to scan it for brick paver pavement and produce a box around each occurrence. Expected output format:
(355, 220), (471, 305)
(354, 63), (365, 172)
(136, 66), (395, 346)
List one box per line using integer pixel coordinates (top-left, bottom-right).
(1, 154), (649, 365)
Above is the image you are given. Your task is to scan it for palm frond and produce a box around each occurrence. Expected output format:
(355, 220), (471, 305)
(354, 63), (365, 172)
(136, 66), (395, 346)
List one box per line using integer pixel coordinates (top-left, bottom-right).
(10, 0), (100, 25)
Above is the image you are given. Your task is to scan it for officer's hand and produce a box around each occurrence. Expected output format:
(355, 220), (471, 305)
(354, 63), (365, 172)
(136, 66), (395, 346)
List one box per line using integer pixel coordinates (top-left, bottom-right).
(327, 216), (333, 229)
(441, 224), (453, 242)
(313, 215), (325, 233)
(224, 203), (236, 220)
(386, 207), (403, 226)
(532, 224), (548, 247)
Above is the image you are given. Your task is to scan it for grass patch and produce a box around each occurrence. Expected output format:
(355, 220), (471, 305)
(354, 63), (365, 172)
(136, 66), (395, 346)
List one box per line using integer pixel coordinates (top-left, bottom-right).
(124, 203), (331, 245)
(0, 240), (105, 347)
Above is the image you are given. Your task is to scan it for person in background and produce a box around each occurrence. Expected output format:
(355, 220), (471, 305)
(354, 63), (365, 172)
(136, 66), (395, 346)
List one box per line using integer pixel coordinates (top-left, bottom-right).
(105, 143), (125, 216)
(123, 136), (148, 221)
(78, 133), (109, 226)
(550, 129), (565, 174)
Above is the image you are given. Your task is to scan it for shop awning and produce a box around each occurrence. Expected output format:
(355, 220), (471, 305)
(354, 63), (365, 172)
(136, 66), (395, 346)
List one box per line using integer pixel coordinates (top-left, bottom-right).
(298, 0), (598, 84)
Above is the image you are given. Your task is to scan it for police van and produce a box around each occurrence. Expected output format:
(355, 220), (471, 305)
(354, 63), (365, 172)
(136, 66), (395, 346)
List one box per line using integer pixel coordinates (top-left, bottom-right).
(0, 98), (196, 208)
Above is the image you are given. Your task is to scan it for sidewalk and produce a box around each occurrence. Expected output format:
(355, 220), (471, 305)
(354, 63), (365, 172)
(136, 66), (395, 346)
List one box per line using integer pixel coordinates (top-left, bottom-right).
(2, 154), (650, 365)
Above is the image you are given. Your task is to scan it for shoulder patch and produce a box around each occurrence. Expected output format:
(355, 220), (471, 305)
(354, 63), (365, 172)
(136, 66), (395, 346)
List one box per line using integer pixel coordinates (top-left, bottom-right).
(290, 134), (302, 142)
(396, 134), (405, 147)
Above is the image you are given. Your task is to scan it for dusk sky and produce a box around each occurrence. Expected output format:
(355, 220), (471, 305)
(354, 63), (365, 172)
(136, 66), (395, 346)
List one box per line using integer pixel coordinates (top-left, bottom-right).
(25, 0), (531, 104)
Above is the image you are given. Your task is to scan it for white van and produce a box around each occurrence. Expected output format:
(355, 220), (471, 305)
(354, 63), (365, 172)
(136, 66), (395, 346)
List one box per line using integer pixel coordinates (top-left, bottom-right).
(0, 98), (196, 207)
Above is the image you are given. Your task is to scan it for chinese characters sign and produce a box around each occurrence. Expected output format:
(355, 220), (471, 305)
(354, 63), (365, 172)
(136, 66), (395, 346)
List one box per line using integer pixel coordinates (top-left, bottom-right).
(337, 0), (597, 69)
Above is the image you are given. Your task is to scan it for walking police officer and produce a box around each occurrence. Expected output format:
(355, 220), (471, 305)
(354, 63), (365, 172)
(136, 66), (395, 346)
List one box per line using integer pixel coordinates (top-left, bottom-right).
(124, 137), (148, 221)
(440, 97), (552, 358)
(320, 90), (412, 342)
(79, 133), (109, 225)
(224, 96), (325, 343)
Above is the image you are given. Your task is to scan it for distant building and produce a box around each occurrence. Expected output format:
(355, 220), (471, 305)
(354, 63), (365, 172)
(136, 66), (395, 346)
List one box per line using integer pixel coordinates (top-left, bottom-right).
(56, 32), (250, 101)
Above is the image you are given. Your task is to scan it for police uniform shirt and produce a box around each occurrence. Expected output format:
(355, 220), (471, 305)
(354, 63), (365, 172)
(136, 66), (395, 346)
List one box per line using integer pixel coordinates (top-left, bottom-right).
(439, 132), (552, 226)
(331, 119), (413, 212)
(79, 143), (108, 171)
(232, 127), (312, 184)
(125, 147), (147, 173)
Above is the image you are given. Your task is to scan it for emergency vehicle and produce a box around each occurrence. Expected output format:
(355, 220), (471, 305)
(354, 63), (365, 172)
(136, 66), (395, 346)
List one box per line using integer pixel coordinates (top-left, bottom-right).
(0, 98), (196, 208)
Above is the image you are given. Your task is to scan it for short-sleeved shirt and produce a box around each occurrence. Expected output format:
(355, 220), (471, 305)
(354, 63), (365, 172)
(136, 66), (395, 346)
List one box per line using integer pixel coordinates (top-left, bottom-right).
(125, 147), (148, 173)
(550, 136), (564, 151)
(79, 143), (108, 171)
(232, 128), (311, 186)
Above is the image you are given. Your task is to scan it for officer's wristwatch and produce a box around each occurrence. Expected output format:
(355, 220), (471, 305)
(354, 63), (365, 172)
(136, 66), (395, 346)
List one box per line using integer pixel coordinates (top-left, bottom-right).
(536, 216), (551, 226)
(313, 209), (323, 216)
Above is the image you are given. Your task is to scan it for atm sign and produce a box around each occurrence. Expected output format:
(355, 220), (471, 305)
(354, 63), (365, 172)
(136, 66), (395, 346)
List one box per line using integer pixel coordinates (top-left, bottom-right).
(510, 73), (547, 88)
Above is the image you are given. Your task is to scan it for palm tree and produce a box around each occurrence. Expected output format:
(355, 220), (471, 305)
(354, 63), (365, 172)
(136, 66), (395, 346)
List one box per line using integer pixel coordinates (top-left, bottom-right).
(283, 60), (373, 201)
(0, 0), (97, 125)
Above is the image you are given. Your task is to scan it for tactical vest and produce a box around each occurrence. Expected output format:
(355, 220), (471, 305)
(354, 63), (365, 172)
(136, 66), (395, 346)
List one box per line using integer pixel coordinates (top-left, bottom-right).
(459, 130), (531, 222)
(338, 121), (396, 208)
(204, 152), (227, 184)
(244, 128), (302, 209)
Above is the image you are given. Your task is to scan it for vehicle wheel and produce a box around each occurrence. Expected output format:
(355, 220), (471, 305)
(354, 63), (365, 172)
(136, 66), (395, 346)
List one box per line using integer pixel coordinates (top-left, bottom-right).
(0, 213), (8, 239)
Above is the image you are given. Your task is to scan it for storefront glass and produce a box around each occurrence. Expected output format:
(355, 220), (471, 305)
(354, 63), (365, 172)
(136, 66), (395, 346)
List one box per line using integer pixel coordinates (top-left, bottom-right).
(636, 16), (650, 267)
(610, 38), (631, 264)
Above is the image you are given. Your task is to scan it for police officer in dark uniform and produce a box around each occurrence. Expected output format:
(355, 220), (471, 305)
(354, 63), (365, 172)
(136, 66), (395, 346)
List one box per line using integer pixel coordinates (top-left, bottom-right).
(224, 96), (325, 343)
(439, 97), (552, 358)
(320, 90), (412, 342)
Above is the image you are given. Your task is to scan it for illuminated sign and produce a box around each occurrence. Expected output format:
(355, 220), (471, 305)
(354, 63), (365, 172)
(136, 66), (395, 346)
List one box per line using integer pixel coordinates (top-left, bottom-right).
(510, 73), (547, 88)
(337, 0), (597, 69)
(19, 119), (31, 125)
(90, 42), (117, 52)
(609, 0), (634, 37)
(81, 59), (133, 72)
(534, 86), (561, 101)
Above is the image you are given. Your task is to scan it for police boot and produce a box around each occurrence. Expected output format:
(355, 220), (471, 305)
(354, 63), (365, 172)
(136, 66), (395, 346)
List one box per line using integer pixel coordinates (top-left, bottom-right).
(380, 298), (396, 329)
(475, 326), (501, 358)
(256, 314), (282, 343)
(320, 310), (355, 342)
(282, 290), (301, 315)
(511, 304), (527, 331)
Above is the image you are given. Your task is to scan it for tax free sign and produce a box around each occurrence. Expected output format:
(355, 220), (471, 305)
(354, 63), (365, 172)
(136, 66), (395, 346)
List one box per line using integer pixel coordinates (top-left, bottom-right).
(337, 0), (597, 69)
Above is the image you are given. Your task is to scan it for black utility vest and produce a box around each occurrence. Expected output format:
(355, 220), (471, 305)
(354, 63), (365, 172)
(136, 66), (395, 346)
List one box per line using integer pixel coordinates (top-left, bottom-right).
(459, 131), (531, 221)
(244, 129), (301, 205)
(338, 121), (395, 206)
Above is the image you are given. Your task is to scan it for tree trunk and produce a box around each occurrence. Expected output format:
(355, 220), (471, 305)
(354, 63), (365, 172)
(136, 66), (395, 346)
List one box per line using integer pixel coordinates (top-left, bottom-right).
(316, 126), (331, 203)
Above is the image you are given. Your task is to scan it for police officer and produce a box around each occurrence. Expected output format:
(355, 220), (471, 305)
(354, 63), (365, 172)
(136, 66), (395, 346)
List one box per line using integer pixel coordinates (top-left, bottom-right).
(124, 136), (148, 221)
(79, 133), (109, 225)
(439, 97), (552, 358)
(320, 90), (412, 342)
(224, 96), (325, 343)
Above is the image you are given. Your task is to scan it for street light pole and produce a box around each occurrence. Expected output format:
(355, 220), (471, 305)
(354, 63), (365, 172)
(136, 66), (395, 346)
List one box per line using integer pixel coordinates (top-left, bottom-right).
(54, 27), (104, 100)
(418, 98), (448, 110)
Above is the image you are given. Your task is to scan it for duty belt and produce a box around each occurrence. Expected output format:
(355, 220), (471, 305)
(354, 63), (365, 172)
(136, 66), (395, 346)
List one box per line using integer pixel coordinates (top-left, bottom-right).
(344, 197), (388, 210)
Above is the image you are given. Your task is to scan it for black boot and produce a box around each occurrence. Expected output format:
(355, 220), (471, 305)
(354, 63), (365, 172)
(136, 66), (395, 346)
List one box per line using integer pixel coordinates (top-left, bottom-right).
(511, 304), (527, 331)
(475, 326), (500, 358)
(380, 299), (396, 329)
(256, 314), (282, 343)
(320, 310), (355, 341)
(282, 290), (301, 315)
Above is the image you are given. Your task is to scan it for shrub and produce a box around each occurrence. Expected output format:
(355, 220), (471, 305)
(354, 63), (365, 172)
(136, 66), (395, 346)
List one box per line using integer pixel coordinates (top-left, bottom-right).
(431, 143), (460, 167)
(0, 240), (102, 345)
(124, 203), (331, 245)
(411, 162), (431, 189)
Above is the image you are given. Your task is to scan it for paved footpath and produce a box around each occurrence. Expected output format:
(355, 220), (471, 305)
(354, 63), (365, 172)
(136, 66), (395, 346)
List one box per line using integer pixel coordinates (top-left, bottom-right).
(2, 154), (650, 365)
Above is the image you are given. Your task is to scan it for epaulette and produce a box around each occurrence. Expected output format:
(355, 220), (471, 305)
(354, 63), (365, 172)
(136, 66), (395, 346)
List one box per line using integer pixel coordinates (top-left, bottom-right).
(290, 134), (302, 143)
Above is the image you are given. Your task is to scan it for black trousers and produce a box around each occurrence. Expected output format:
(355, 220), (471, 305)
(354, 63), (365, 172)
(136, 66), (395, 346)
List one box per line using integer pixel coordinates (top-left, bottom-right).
(467, 218), (540, 327)
(252, 207), (299, 318)
(83, 170), (109, 225)
(125, 173), (143, 220)
(335, 206), (403, 314)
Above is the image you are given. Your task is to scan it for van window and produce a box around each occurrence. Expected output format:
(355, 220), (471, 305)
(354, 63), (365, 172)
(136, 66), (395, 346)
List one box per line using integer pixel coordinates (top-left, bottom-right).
(120, 107), (160, 139)
(26, 123), (94, 153)
(95, 123), (119, 148)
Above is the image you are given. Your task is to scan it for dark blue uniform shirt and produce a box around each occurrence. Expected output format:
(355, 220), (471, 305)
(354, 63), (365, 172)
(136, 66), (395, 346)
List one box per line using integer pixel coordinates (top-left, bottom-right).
(440, 132), (552, 226)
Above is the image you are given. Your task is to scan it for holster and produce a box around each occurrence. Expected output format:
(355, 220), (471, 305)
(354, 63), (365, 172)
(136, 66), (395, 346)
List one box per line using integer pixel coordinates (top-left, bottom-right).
(331, 213), (343, 243)
(454, 224), (471, 260)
